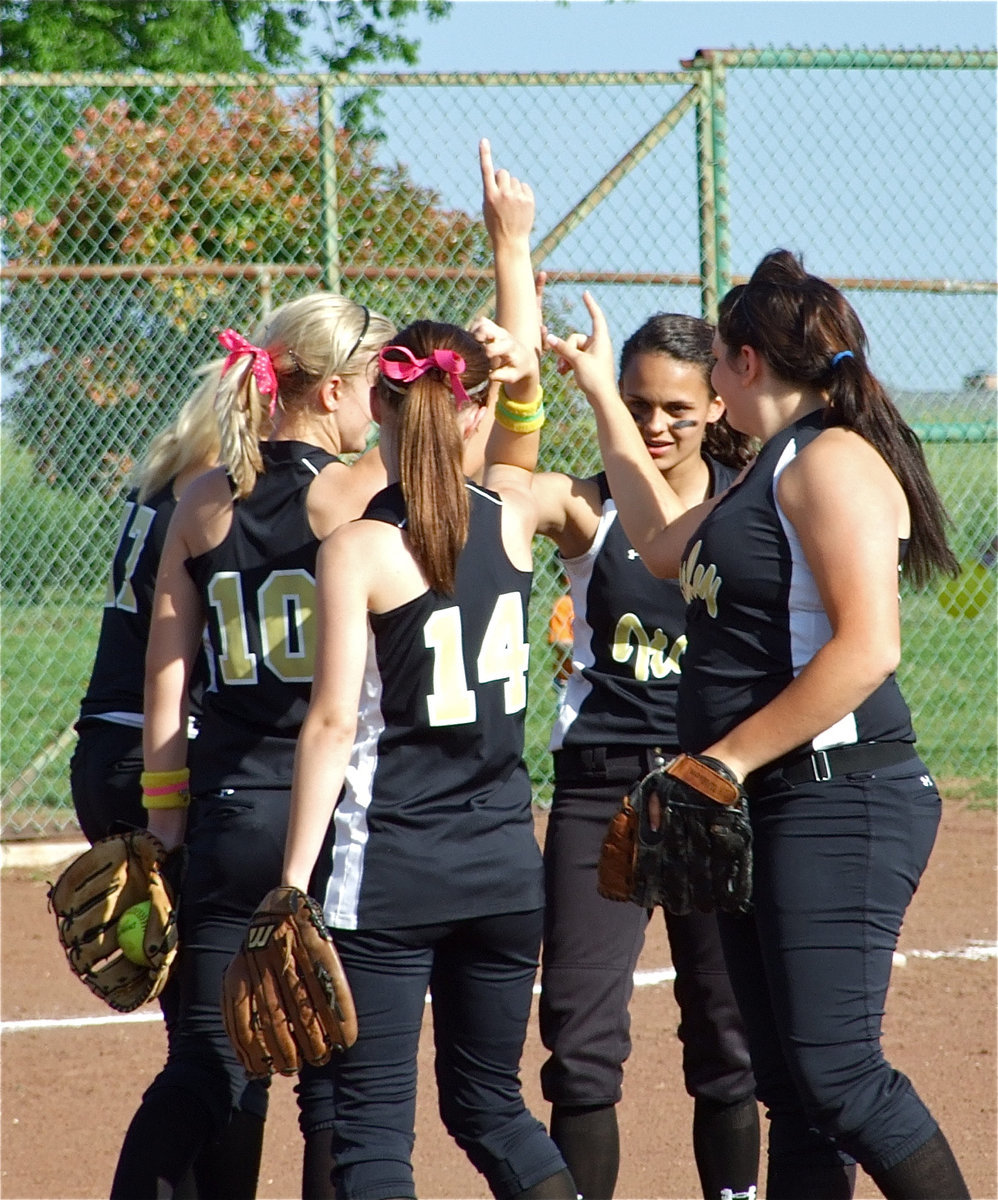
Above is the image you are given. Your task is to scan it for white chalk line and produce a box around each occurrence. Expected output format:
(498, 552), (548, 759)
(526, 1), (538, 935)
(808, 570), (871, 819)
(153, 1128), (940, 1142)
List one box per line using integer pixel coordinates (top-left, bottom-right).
(2, 942), (994, 1036)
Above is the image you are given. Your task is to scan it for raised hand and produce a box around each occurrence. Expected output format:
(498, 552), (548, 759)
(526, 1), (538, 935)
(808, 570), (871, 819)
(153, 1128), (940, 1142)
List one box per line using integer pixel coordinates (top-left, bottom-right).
(480, 137), (535, 246)
(545, 290), (618, 404)
(468, 315), (535, 388)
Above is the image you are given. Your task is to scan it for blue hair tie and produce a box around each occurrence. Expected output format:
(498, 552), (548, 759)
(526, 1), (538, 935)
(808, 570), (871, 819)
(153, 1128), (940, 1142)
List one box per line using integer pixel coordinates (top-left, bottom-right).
(831, 350), (854, 366)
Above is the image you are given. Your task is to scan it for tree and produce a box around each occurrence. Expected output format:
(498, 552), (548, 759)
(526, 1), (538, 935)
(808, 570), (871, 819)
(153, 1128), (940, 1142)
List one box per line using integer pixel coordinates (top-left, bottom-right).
(2, 84), (490, 494)
(0, 1), (453, 213)
(0, 1), (451, 74)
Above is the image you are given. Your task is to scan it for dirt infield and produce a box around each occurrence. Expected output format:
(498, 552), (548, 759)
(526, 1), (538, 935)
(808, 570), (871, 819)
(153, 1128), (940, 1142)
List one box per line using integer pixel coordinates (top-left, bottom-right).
(2, 802), (995, 1200)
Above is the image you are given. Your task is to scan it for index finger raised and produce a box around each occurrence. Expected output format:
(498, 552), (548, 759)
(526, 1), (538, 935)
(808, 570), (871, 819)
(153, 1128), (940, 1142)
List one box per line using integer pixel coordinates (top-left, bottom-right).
(479, 137), (496, 189)
(581, 290), (609, 338)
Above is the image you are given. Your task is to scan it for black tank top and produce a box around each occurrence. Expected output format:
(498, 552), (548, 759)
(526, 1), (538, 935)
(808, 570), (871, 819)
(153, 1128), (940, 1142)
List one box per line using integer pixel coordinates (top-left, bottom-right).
(80, 481), (207, 724)
(552, 460), (739, 750)
(321, 481), (544, 930)
(678, 410), (915, 753)
(186, 441), (338, 791)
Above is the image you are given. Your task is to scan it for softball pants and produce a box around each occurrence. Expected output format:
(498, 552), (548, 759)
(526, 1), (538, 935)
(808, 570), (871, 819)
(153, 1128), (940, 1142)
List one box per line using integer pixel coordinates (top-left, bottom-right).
(296, 909), (568, 1200)
(720, 754), (944, 1193)
(70, 718), (147, 844)
(111, 786), (331, 1198)
(539, 746), (756, 1110)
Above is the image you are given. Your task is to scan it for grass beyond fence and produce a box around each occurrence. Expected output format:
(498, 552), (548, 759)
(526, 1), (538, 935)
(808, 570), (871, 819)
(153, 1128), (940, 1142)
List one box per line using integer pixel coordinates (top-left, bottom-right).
(3, 438), (995, 834)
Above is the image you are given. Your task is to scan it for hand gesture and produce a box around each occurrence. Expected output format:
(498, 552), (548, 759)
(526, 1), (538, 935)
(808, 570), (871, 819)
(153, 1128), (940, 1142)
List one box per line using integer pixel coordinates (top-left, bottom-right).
(545, 291), (618, 403)
(480, 137), (535, 245)
(468, 315), (536, 388)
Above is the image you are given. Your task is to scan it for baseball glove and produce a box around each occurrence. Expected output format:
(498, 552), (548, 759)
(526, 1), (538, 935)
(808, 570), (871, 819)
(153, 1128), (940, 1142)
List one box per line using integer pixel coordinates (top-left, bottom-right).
(47, 829), (180, 1012)
(597, 753), (752, 916)
(221, 886), (358, 1080)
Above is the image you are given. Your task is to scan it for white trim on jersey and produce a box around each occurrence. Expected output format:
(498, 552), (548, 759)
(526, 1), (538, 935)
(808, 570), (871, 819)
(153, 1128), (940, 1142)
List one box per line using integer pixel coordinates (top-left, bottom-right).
(547, 497), (619, 752)
(323, 628), (385, 930)
(466, 480), (503, 506)
(773, 438), (859, 751)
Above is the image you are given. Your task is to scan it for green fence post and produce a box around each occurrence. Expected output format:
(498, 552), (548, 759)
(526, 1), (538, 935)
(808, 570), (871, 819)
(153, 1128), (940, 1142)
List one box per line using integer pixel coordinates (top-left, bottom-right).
(710, 57), (732, 305)
(318, 81), (340, 293)
(693, 64), (718, 322)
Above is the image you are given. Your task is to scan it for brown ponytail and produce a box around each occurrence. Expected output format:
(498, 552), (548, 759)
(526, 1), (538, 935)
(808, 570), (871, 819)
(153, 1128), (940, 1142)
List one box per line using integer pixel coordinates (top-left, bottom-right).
(718, 250), (959, 586)
(376, 321), (491, 595)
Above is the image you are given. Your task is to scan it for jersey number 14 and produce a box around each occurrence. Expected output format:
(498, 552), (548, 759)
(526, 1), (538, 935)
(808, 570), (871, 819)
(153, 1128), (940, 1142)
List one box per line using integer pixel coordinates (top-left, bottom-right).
(423, 592), (529, 727)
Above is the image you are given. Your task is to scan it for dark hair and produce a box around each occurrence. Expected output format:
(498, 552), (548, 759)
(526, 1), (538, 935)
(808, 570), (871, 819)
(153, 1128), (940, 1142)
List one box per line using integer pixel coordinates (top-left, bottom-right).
(717, 250), (958, 587)
(375, 321), (490, 595)
(619, 312), (755, 469)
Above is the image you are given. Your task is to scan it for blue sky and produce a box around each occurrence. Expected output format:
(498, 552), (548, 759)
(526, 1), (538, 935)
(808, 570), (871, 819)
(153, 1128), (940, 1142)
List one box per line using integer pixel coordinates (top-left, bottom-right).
(301, 1), (997, 392)
(307, 1), (997, 73)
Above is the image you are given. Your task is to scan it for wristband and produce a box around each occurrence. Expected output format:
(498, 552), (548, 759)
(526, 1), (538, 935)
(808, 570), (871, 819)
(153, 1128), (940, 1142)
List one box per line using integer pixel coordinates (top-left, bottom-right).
(495, 385), (545, 434)
(498, 384), (543, 414)
(141, 767), (191, 810)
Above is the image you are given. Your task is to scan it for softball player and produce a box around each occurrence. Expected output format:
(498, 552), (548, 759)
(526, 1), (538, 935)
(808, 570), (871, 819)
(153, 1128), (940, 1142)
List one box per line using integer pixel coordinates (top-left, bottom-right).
(69, 375), (219, 844)
(281, 147), (577, 1200)
(109, 291), (395, 1200)
(549, 254), (969, 1199)
(534, 313), (759, 1200)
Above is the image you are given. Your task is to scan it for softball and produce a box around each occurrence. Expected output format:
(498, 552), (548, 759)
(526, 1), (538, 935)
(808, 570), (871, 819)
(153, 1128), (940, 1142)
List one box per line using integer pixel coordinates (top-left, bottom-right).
(117, 900), (152, 966)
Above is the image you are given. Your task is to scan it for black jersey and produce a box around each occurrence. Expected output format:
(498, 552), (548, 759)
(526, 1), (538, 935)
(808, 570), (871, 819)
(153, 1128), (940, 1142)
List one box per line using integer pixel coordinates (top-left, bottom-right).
(186, 442), (338, 792)
(551, 461), (739, 751)
(678, 410), (916, 753)
(79, 482), (178, 725)
(322, 481), (543, 930)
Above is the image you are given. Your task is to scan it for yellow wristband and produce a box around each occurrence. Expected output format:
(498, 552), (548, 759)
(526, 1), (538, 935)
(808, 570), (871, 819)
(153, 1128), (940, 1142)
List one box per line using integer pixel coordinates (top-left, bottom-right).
(495, 401), (545, 434)
(140, 769), (190, 789)
(497, 384), (544, 417)
(141, 768), (191, 810)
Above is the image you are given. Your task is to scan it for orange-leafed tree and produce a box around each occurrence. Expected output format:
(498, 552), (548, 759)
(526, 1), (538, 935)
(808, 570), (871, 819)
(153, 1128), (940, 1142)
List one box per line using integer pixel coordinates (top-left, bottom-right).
(3, 85), (490, 494)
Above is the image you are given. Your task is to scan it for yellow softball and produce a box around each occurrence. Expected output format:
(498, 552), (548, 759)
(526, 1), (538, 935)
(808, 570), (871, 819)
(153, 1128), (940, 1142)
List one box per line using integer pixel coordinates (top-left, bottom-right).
(117, 900), (152, 966)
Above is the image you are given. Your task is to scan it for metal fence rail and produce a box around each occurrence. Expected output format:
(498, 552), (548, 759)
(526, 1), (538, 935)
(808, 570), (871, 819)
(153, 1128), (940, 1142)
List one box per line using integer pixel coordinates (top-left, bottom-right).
(2, 52), (995, 837)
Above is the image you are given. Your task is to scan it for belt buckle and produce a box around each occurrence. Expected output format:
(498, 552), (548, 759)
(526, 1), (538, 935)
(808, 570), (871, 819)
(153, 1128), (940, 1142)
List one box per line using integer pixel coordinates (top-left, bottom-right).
(810, 750), (832, 781)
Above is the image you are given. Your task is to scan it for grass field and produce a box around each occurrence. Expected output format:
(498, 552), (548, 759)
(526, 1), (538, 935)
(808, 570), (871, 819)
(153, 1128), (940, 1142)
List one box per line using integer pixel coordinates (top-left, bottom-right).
(2, 440), (995, 835)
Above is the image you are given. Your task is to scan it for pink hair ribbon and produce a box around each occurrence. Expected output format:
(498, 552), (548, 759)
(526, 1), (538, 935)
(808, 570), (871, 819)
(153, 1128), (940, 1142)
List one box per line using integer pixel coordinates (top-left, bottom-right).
(218, 328), (279, 416)
(378, 345), (475, 409)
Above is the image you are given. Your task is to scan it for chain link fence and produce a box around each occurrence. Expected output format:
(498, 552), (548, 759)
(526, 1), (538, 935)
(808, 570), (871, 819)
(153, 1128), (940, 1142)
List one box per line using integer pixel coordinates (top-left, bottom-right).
(2, 51), (996, 837)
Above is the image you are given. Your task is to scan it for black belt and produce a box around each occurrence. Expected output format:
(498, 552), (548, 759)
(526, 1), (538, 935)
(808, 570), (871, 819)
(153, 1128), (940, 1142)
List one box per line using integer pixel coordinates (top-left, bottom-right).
(747, 740), (916, 791)
(554, 744), (671, 777)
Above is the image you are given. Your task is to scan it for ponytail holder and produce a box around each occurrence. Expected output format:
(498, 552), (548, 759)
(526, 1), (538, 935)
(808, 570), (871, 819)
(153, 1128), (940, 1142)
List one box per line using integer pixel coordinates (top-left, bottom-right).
(378, 345), (488, 410)
(218, 328), (279, 417)
(830, 350), (854, 367)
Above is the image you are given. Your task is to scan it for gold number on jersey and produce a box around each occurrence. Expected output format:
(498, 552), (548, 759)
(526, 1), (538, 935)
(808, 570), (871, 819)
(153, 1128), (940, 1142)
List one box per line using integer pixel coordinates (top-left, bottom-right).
(208, 572), (259, 685)
(259, 569), (316, 683)
(103, 501), (156, 613)
(477, 591), (530, 714)
(612, 612), (686, 681)
(424, 607), (477, 726)
(208, 569), (317, 685)
(424, 592), (529, 727)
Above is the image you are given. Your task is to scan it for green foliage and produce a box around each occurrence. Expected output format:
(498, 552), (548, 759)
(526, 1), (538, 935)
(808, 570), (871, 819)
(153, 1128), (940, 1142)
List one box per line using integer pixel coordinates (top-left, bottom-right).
(0, 1), (292, 72)
(0, 2), (455, 212)
(2, 85), (489, 494)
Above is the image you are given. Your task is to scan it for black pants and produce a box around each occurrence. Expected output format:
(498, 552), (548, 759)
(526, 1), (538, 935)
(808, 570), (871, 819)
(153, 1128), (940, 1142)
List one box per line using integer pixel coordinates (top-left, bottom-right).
(539, 747), (755, 1108)
(720, 756), (943, 1180)
(112, 787), (332, 1195)
(297, 910), (567, 1200)
(69, 718), (147, 843)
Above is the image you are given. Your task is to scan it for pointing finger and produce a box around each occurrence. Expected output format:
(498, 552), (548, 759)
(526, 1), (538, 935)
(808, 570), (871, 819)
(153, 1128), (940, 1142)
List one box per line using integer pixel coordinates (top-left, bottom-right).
(479, 138), (495, 189)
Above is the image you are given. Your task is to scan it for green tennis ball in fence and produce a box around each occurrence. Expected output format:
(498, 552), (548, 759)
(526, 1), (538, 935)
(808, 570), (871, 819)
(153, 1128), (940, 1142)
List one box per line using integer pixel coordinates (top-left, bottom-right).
(937, 559), (995, 619)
